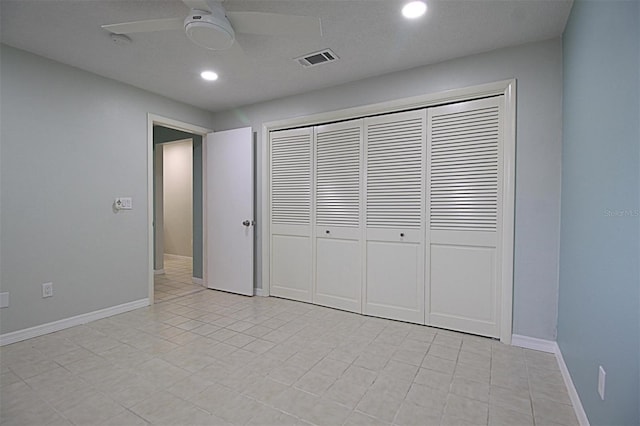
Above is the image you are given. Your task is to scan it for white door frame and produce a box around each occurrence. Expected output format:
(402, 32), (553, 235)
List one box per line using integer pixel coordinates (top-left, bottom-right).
(261, 79), (516, 343)
(147, 114), (212, 304)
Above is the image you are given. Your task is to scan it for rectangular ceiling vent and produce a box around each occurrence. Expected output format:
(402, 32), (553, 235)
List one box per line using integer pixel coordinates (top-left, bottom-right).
(295, 49), (339, 68)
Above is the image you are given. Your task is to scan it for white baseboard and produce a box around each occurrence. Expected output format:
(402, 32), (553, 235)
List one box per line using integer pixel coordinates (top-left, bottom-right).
(555, 343), (590, 426)
(254, 288), (266, 297)
(154, 269), (165, 275)
(0, 298), (149, 346)
(192, 277), (204, 286)
(511, 334), (557, 353)
(512, 334), (589, 426)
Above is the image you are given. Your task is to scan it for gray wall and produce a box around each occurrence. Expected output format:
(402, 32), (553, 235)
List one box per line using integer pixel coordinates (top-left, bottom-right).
(0, 45), (214, 334)
(210, 38), (564, 340)
(558, 1), (639, 424)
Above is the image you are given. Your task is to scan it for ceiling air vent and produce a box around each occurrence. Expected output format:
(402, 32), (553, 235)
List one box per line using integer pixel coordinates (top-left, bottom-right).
(295, 49), (339, 68)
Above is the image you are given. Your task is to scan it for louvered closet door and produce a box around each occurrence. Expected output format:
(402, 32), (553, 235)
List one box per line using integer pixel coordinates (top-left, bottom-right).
(314, 119), (363, 313)
(270, 127), (313, 302)
(364, 110), (426, 324)
(427, 96), (504, 338)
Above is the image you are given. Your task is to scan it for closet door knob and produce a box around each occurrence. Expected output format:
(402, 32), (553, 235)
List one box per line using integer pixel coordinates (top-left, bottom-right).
(325, 230), (330, 234)
(400, 233), (405, 237)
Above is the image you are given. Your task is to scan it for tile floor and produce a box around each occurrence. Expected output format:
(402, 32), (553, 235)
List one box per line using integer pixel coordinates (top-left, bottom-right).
(154, 255), (203, 303)
(0, 258), (579, 426)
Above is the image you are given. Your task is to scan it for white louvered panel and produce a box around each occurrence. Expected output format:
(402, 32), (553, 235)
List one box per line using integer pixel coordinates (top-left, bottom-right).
(315, 123), (362, 227)
(366, 111), (425, 229)
(270, 129), (311, 225)
(429, 104), (500, 231)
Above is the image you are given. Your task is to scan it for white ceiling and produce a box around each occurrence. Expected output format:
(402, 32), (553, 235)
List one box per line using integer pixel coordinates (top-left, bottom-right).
(0, 0), (572, 113)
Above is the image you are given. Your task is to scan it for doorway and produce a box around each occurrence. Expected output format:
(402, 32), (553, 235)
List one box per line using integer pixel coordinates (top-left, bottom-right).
(154, 137), (202, 302)
(147, 115), (211, 304)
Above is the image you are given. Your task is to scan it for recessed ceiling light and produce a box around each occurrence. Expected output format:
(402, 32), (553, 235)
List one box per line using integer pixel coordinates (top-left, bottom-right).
(402, 1), (427, 19)
(200, 70), (219, 81)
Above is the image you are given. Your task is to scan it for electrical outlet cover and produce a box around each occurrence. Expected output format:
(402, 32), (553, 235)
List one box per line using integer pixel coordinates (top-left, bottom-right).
(42, 282), (53, 298)
(598, 365), (606, 400)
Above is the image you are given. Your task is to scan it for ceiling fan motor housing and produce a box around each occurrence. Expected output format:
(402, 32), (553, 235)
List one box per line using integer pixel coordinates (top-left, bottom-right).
(184, 5), (235, 50)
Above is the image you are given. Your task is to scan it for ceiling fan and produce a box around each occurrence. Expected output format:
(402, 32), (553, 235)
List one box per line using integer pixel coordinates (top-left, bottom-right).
(102, 0), (322, 51)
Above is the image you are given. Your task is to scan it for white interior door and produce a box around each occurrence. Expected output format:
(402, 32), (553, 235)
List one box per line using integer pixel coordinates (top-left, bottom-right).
(206, 127), (254, 296)
(363, 110), (426, 324)
(427, 97), (504, 338)
(313, 119), (363, 313)
(270, 127), (313, 302)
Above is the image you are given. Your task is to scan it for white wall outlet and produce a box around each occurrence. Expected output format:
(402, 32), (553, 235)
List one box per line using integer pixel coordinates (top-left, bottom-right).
(114, 197), (133, 210)
(598, 365), (606, 400)
(42, 282), (53, 298)
(0, 292), (9, 308)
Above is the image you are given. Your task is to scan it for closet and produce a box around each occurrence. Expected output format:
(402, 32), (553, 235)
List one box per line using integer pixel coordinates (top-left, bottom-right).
(269, 94), (507, 339)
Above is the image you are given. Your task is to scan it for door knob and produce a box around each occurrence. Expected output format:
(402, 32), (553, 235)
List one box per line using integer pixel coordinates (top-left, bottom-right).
(242, 220), (253, 227)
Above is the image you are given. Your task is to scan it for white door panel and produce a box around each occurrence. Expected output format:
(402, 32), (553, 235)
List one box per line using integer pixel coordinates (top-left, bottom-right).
(314, 238), (361, 312)
(271, 234), (312, 301)
(429, 243), (498, 336)
(365, 241), (423, 324)
(206, 127), (254, 296)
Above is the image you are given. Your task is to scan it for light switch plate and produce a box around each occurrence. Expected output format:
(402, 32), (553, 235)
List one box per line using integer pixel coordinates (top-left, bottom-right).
(115, 197), (133, 210)
(598, 365), (606, 400)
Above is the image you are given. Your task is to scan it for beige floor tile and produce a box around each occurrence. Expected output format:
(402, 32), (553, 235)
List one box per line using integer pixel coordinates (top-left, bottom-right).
(61, 392), (126, 425)
(404, 383), (448, 412)
(428, 343), (460, 361)
(489, 404), (534, 426)
(344, 410), (391, 426)
(356, 387), (403, 422)
(421, 354), (456, 375)
(245, 404), (301, 426)
(450, 377), (490, 403)
(532, 397), (579, 426)
(294, 370), (337, 395)
(455, 362), (491, 383)
(99, 409), (150, 425)
(310, 357), (350, 378)
(413, 367), (452, 392)
(391, 347), (427, 366)
(488, 385), (532, 414)
(324, 377), (369, 408)
(394, 400), (442, 426)
(299, 397), (352, 425)
(268, 363), (310, 385)
(444, 394), (489, 424)
(380, 359), (419, 383)
(271, 386), (320, 419)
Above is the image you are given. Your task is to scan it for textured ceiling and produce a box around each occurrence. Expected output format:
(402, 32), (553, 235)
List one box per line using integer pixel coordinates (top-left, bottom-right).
(0, 0), (573, 113)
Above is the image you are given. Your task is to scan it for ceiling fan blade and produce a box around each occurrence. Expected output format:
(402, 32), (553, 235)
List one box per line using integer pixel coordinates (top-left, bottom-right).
(227, 12), (322, 37)
(102, 18), (184, 34)
(182, 0), (214, 13)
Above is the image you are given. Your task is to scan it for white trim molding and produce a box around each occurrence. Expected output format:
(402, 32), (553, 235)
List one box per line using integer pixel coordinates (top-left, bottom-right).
(0, 298), (149, 346)
(512, 334), (590, 426)
(154, 269), (165, 275)
(254, 288), (266, 297)
(192, 277), (204, 286)
(511, 334), (557, 353)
